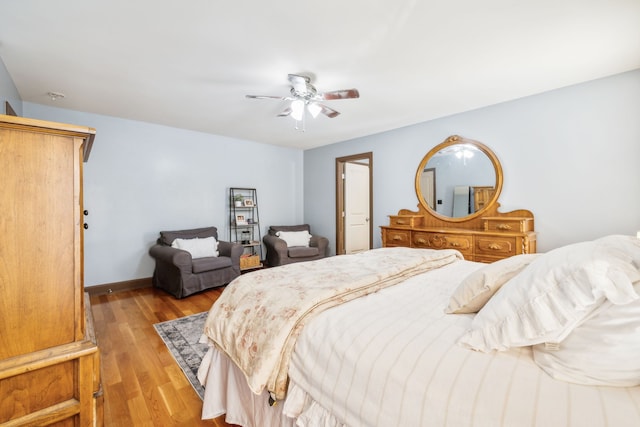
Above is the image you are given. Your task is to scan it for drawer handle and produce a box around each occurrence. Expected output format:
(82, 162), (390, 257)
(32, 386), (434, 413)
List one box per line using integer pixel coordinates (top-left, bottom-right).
(450, 242), (460, 247)
(416, 238), (427, 244)
(488, 243), (502, 250)
(496, 224), (512, 231)
(396, 220), (407, 225)
(424, 235), (446, 248)
(393, 235), (403, 241)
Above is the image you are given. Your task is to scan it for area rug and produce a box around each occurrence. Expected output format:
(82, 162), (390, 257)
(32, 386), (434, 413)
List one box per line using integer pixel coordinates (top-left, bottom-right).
(154, 312), (209, 400)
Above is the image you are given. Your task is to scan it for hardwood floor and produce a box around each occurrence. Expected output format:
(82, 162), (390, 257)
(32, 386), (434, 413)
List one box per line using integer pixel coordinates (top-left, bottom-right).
(90, 286), (239, 427)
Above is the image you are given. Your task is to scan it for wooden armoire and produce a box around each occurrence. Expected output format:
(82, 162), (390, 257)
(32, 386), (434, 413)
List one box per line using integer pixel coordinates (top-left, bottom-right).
(0, 115), (102, 426)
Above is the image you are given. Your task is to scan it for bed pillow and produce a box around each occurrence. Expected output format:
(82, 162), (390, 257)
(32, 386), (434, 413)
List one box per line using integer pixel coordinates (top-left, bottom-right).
(171, 236), (219, 258)
(532, 282), (640, 387)
(446, 254), (540, 314)
(276, 230), (311, 247)
(595, 234), (640, 266)
(458, 237), (640, 352)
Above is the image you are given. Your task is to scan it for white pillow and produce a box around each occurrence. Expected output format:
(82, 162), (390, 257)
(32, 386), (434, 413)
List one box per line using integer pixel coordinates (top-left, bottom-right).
(171, 236), (219, 258)
(458, 238), (640, 352)
(533, 282), (640, 387)
(595, 234), (640, 267)
(276, 230), (311, 247)
(446, 254), (540, 314)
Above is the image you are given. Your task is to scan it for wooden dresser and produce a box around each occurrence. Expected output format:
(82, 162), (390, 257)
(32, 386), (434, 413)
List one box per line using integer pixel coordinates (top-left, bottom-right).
(0, 115), (102, 426)
(382, 214), (536, 262)
(382, 135), (536, 263)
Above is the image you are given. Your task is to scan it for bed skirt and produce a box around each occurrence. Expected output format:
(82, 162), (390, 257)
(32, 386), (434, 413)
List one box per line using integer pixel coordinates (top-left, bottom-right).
(197, 346), (292, 426)
(198, 346), (347, 427)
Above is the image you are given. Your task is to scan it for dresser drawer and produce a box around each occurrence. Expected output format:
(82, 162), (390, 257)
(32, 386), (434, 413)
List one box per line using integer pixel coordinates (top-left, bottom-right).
(383, 229), (411, 247)
(483, 217), (534, 233)
(389, 215), (423, 228)
(475, 235), (517, 258)
(413, 232), (473, 256)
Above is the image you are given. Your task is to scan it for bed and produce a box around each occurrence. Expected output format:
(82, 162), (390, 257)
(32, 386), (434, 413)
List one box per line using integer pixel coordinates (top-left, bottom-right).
(197, 236), (640, 427)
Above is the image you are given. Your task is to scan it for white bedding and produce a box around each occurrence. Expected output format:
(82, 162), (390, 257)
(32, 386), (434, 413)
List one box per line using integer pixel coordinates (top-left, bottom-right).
(201, 247), (461, 399)
(198, 254), (640, 426)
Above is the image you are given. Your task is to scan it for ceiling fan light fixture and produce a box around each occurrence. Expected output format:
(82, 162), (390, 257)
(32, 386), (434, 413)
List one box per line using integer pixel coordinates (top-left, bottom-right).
(307, 102), (322, 118)
(291, 100), (305, 121)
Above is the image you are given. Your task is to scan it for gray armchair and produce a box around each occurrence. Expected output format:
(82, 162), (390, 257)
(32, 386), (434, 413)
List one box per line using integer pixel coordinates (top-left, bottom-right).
(263, 224), (329, 267)
(149, 226), (243, 298)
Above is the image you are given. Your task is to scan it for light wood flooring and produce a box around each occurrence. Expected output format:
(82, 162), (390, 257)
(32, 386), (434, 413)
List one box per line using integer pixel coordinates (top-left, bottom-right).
(90, 286), (239, 427)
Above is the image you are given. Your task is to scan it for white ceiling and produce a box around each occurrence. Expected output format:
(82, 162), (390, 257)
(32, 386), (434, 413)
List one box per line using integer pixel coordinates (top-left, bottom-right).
(1, 1), (639, 149)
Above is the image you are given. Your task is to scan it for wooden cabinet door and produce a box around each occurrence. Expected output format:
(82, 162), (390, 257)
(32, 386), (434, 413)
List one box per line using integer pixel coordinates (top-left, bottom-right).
(0, 128), (84, 359)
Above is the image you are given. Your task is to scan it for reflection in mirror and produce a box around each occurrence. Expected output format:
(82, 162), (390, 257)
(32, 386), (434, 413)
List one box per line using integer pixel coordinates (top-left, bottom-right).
(416, 136), (502, 220)
(419, 168), (436, 209)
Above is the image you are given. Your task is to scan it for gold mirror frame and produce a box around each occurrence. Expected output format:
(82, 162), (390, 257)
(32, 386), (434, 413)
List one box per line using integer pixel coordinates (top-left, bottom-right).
(415, 135), (503, 223)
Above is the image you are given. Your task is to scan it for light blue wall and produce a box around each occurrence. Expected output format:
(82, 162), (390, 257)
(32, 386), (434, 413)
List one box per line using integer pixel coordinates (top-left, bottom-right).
(304, 69), (640, 254)
(21, 103), (304, 287)
(0, 57), (22, 116)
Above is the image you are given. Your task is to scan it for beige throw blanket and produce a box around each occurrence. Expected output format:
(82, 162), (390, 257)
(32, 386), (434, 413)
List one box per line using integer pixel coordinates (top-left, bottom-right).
(202, 247), (462, 400)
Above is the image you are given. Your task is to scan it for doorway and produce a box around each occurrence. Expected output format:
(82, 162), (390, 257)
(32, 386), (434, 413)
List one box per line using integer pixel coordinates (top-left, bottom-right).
(335, 152), (373, 255)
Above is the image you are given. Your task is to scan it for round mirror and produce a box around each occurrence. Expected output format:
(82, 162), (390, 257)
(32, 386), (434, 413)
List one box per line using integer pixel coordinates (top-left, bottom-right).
(415, 135), (503, 222)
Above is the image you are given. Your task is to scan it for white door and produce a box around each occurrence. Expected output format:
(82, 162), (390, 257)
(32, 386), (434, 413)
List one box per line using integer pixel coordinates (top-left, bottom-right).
(420, 168), (435, 209)
(345, 162), (370, 254)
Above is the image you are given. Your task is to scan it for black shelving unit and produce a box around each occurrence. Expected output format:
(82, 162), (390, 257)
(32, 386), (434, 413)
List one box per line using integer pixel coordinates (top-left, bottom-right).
(229, 187), (263, 271)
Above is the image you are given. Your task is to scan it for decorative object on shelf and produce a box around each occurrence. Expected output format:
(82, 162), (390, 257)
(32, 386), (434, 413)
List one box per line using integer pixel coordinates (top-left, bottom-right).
(229, 188), (263, 270)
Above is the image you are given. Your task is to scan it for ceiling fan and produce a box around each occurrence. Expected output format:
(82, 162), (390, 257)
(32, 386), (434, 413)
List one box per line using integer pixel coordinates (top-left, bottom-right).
(246, 74), (360, 130)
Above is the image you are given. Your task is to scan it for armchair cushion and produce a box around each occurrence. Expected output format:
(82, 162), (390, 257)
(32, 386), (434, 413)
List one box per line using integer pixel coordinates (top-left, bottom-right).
(268, 224), (311, 235)
(171, 236), (219, 258)
(288, 246), (320, 258)
(160, 226), (218, 246)
(192, 256), (232, 273)
(276, 230), (311, 247)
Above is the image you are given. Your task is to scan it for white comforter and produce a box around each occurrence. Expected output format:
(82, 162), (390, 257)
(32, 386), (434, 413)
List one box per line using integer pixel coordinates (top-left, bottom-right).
(284, 260), (640, 427)
(199, 257), (640, 426)
(201, 247), (462, 400)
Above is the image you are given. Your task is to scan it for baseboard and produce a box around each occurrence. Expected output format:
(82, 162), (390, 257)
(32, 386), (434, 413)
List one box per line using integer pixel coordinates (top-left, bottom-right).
(86, 277), (152, 296)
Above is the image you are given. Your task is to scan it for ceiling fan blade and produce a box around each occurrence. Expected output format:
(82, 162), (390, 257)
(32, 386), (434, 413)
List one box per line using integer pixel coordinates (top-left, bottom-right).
(317, 103), (340, 118)
(246, 94), (289, 100)
(277, 107), (292, 117)
(319, 88), (360, 100)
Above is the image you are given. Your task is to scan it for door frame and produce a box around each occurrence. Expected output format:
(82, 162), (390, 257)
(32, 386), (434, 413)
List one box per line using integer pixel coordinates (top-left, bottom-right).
(335, 152), (373, 255)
